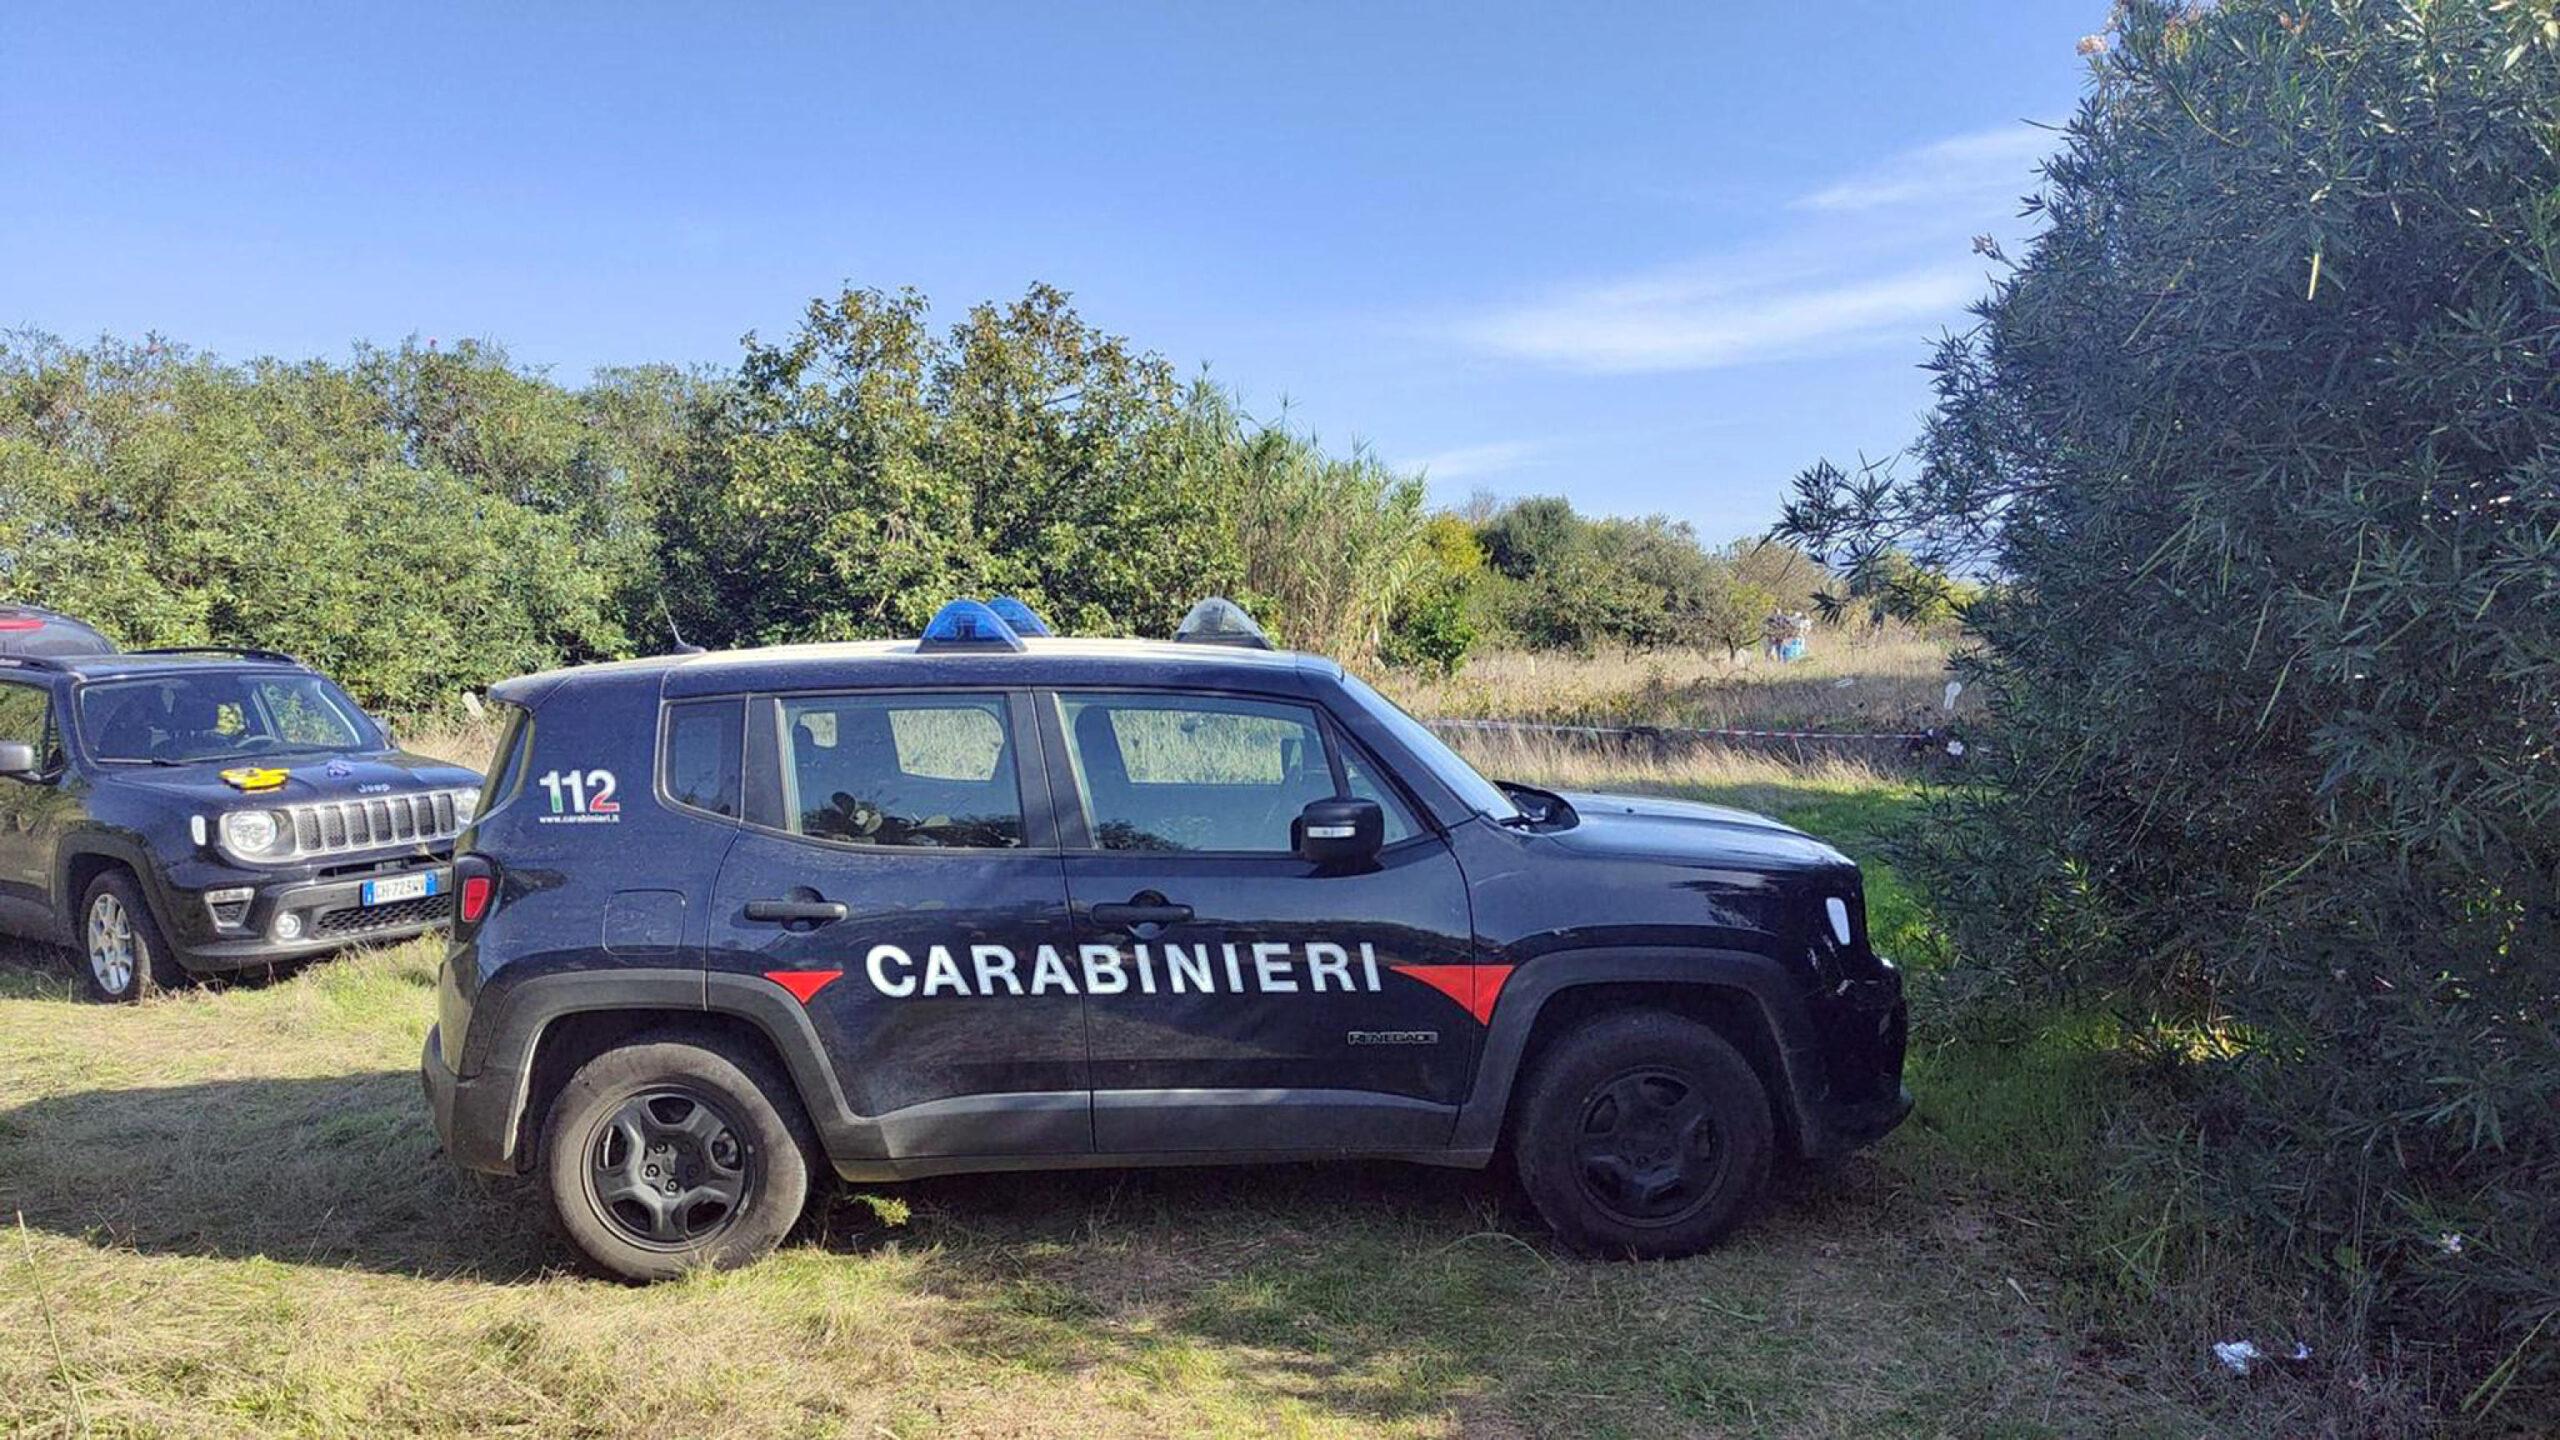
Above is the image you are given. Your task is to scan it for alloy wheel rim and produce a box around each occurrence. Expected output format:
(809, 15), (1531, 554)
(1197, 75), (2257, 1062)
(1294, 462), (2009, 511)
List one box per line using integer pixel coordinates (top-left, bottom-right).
(86, 893), (135, 995)
(585, 1086), (753, 1250)
(1572, 1065), (1729, 1228)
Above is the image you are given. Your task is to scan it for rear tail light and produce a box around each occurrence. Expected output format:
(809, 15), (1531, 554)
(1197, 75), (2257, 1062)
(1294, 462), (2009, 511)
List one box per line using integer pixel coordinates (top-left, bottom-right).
(453, 854), (498, 936)
(459, 874), (494, 923)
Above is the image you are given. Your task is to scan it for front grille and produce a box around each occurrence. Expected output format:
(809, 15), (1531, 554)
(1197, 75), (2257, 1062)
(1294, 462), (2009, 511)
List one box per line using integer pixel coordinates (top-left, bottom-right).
(278, 790), (466, 859)
(311, 892), (454, 937)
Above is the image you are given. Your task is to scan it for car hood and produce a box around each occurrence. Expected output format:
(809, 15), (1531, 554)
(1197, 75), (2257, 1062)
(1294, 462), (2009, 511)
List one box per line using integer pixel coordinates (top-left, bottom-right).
(1542, 789), (1854, 873)
(102, 751), (481, 807)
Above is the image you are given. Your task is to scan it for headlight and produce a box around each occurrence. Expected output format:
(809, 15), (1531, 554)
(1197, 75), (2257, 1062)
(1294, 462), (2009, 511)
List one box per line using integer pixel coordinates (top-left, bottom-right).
(453, 787), (481, 826)
(220, 809), (294, 860)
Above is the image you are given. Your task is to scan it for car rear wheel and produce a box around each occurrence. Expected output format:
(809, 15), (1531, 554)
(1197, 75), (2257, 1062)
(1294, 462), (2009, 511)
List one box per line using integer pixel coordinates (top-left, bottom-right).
(540, 1037), (813, 1282)
(1513, 1009), (1773, 1259)
(81, 871), (185, 1003)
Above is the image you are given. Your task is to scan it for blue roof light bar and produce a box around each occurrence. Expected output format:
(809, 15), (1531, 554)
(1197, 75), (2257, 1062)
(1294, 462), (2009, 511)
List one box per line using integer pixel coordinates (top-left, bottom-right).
(985, 595), (1053, 638)
(917, 599), (1026, 653)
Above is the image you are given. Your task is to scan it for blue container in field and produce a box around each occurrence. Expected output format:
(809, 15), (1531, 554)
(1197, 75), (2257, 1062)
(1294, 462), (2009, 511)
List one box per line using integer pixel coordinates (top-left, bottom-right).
(1779, 637), (1807, 662)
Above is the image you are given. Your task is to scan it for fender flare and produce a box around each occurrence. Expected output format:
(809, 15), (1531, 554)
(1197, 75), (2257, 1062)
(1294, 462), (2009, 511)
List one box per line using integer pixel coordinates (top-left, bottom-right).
(1449, 945), (1830, 1155)
(460, 968), (887, 1172)
(52, 836), (169, 946)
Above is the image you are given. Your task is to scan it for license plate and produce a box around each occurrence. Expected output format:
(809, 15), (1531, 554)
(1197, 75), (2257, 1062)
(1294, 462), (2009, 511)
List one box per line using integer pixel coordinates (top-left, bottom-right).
(362, 871), (442, 907)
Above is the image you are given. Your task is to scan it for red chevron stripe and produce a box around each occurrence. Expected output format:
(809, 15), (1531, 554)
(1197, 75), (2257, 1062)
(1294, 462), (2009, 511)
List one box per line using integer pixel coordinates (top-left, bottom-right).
(765, 969), (843, 1004)
(1389, 963), (1515, 1026)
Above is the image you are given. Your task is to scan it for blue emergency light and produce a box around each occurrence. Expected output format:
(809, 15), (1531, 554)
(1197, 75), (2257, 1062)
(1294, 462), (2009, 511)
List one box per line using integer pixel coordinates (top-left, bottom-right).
(917, 599), (1026, 653)
(985, 595), (1053, 637)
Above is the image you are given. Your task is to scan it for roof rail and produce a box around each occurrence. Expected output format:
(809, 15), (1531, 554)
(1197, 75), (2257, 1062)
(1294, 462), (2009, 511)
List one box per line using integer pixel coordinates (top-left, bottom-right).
(0, 655), (73, 672)
(127, 646), (303, 664)
(916, 600), (1026, 654)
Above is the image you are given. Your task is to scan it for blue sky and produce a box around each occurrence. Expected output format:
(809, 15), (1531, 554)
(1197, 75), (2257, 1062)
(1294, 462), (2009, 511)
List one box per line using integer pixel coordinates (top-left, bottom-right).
(3, 3), (2101, 543)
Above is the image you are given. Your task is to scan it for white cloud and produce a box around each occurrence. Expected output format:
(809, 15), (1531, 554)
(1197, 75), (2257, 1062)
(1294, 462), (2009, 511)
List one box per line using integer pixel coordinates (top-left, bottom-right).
(1399, 439), (1537, 480)
(1455, 257), (1983, 374)
(1441, 124), (2052, 375)
(1791, 124), (2053, 214)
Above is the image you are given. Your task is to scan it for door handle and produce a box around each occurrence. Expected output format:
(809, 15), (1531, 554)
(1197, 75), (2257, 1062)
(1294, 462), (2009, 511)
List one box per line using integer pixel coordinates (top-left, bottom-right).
(1091, 900), (1193, 930)
(745, 898), (849, 924)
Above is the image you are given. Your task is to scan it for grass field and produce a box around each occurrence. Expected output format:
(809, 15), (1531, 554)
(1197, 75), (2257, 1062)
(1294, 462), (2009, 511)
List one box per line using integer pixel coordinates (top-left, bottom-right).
(1378, 629), (1971, 736)
(0, 735), (2279, 1440)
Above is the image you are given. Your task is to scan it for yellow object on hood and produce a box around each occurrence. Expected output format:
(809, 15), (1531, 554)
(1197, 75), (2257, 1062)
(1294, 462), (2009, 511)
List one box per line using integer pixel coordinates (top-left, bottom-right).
(219, 766), (290, 793)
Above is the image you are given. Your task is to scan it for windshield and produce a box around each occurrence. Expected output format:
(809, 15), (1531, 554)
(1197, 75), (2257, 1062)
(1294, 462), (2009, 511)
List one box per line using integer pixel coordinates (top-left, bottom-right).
(1336, 671), (1522, 822)
(80, 672), (374, 764)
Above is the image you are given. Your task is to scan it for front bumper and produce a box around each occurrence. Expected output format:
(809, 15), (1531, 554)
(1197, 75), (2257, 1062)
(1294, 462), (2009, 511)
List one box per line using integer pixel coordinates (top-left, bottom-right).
(168, 862), (453, 973)
(422, 1023), (526, 1175)
(1796, 956), (1912, 1158)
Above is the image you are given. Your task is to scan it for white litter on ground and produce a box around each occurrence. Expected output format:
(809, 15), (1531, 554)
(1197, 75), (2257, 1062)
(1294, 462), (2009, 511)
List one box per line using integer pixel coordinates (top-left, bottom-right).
(2213, 1341), (2264, 1375)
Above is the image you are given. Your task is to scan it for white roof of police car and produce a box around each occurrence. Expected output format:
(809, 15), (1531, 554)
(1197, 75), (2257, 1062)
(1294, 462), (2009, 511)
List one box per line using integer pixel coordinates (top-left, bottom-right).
(499, 636), (1332, 693)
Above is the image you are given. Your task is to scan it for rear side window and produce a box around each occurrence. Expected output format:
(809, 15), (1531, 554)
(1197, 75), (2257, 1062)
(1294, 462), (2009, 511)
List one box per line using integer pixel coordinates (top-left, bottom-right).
(774, 694), (1023, 849)
(479, 701), (533, 811)
(662, 699), (744, 819)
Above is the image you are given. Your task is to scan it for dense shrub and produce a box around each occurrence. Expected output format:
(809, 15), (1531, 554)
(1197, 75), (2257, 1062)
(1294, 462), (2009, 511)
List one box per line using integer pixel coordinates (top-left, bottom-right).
(1781, 0), (2560, 1417)
(0, 336), (633, 711)
(1477, 496), (1768, 654)
(1382, 514), (1486, 674)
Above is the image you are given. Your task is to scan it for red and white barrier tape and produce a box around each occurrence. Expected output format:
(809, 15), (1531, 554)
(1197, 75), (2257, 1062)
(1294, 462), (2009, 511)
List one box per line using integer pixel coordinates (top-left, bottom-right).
(1426, 716), (1941, 744)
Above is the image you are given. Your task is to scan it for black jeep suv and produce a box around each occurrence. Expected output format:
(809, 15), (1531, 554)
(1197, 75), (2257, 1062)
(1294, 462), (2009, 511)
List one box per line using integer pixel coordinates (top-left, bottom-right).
(0, 647), (483, 1000)
(424, 599), (1909, 1280)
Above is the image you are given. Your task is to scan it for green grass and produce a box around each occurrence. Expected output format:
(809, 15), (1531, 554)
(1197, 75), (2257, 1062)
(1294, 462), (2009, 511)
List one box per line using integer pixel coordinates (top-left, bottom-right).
(0, 769), (2227, 1438)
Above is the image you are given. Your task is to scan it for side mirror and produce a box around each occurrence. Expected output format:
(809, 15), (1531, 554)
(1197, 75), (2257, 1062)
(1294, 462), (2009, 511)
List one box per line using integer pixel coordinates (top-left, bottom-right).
(1293, 797), (1384, 867)
(0, 741), (40, 780)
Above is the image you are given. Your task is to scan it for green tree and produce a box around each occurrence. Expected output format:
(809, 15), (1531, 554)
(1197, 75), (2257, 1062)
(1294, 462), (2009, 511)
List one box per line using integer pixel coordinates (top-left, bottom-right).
(1383, 513), (1484, 674)
(659, 285), (1245, 647)
(1809, 544), (1971, 630)
(0, 335), (625, 712)
(1477, 497), (1756, 653)
(1777, 0), (2560, 1415)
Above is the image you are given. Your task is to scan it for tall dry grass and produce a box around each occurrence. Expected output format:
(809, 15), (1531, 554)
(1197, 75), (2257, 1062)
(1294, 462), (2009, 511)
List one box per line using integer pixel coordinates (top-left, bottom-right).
(389, 712), (503, 770)
(1438, 725), (1904, 816)
(1381, 626), (1966, 734)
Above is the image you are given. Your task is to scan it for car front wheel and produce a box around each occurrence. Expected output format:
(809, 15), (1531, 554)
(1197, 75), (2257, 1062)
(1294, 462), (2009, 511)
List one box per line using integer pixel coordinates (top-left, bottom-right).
(81, 870), (185, 1003)
(540, 1036), (813, 1282)
(1513, 1009), (1774, 1259)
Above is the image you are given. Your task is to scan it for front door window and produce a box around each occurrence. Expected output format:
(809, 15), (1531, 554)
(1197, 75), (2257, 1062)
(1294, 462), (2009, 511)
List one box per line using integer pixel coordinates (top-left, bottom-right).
(1056, 694), (1368, 853)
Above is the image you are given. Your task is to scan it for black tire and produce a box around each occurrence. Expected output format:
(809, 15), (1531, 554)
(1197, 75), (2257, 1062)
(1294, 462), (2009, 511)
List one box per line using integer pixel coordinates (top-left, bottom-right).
(80, 869), (187, 1003)
(540, 1036), (813, 1282)
(1512, 1009), (1774, 1259)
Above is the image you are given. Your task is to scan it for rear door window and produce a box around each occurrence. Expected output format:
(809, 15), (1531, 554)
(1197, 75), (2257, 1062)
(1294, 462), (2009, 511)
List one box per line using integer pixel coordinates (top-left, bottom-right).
(772, 694), (1024, 849)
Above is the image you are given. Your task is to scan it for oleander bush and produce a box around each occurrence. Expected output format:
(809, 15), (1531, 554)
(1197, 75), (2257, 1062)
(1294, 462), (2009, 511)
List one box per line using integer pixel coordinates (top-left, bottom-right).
(1782, 0), (2560, 1419)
